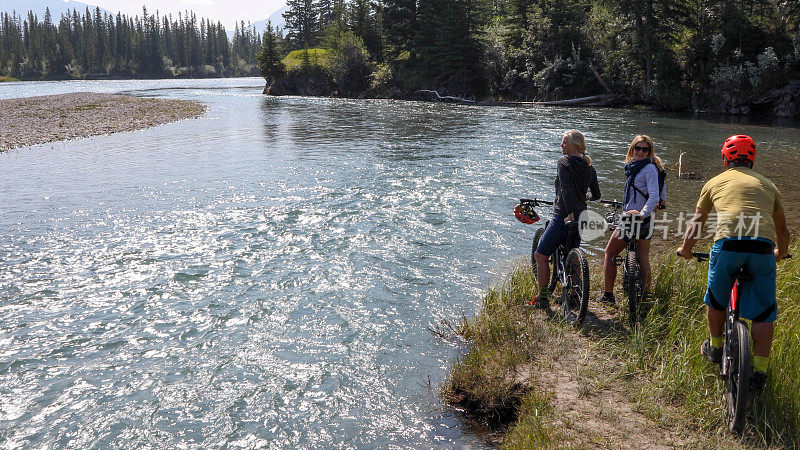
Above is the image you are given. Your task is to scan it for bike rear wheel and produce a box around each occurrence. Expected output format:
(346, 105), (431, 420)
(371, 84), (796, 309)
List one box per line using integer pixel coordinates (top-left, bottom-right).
(726, 320), (752, 434)
(531, 227), (557, 293)
(623, 250), (644, 328)
(562, 248), (590, 326)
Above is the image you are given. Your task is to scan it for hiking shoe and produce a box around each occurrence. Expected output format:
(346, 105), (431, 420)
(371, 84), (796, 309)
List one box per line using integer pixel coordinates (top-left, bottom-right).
(701, 339), (723, 366)
(751, 371), (768, 392)
(527, 296), (550, 310)
(598, 293), (615, 305)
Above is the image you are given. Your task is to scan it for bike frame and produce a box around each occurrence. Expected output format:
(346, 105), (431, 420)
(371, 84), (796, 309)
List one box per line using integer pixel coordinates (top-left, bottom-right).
(722, 269), (749, 378)
(600, 199), (639, 263)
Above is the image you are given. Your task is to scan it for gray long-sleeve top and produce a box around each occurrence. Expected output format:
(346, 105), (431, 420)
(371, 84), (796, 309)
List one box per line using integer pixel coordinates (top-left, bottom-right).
(554, 155), (601, 217)
(624, 163), (664, 218)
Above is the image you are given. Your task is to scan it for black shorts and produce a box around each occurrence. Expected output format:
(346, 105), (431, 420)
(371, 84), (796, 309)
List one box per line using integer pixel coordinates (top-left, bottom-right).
(617, 215), (652, 241)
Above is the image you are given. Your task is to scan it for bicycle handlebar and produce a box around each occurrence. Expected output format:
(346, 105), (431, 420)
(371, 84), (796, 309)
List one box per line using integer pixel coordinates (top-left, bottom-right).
(597, 199), (623, 209)
(676, 251), (709, 262)
(520, 198), (554, 206)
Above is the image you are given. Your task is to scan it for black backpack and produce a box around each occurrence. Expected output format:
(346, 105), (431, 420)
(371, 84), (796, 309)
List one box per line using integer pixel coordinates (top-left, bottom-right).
(630, 163), (667, 210)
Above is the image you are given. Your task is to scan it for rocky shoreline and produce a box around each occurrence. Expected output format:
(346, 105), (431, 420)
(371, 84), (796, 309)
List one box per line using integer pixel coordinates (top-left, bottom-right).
(0, 93), (206, 151)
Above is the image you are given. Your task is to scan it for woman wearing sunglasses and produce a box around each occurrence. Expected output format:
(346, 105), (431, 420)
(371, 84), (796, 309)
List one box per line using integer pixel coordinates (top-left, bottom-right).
(598, 135), (665, 305)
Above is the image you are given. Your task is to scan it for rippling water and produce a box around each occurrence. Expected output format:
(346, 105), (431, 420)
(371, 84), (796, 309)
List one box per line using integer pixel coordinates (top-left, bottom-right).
(2, 78), (799, 448)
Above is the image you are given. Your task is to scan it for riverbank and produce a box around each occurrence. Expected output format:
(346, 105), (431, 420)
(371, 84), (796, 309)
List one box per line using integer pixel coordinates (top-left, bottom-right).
(444, 242), (800, 447)
(0, 93), (206, 151)
(265, 73), (800, 118)
(0, 76), (19, 82)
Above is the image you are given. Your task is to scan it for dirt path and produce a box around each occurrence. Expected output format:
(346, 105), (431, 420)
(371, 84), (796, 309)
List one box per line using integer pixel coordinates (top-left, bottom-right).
(518, 304), (742, 449)
(532, 309), (684, 448)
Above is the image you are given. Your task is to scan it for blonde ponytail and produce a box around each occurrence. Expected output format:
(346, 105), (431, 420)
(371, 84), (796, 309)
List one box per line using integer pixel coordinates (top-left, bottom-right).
(564, 130), (592, 166)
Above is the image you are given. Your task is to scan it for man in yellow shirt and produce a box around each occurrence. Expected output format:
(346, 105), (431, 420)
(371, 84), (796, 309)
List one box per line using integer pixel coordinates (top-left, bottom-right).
(678, 135), (790, 391)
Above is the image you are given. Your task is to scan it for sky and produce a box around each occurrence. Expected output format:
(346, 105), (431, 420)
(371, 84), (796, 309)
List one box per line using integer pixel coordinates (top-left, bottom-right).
(84, 0), (284, 27)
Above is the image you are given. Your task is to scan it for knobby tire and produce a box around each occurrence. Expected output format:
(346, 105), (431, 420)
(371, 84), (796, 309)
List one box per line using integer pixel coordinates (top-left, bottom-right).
(727, 320), (752, 434)
(562, 248), (590, 326)
(624, 250), (643, 328)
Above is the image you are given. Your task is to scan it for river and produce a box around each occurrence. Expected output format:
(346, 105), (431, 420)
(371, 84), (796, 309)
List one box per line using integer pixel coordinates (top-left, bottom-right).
(1, 78), (799, 448)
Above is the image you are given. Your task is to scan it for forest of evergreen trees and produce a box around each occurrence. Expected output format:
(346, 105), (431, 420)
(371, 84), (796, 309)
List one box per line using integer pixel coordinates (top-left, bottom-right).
(268, 0), (800, 112)
(4, 1), (800, 113)
(0, 6), (263, 79)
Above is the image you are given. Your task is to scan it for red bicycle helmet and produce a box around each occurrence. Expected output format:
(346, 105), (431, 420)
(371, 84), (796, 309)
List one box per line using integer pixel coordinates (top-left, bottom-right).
(514, 203), (540, 224)
(721, 135), (756, 164)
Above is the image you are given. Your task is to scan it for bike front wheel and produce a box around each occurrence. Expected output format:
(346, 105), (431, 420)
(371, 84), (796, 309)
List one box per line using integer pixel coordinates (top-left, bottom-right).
(562, 248), (590, 326)
(726, 320), (752, 434)
(623, 250), (644, 328)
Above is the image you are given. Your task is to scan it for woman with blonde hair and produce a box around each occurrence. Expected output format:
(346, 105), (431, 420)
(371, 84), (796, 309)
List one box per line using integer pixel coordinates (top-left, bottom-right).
(598, 134), (666, 305)
(530, 130), (601, 309)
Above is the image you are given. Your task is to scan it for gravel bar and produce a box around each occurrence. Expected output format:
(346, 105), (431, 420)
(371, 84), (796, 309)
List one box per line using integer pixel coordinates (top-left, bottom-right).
(0, 92), (206, 151)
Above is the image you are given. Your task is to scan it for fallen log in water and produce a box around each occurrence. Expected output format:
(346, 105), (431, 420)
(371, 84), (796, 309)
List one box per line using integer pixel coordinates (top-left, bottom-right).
(534, 94), (626, 107)
(413, 90), (626, 108)
(414, 90), (475, 103)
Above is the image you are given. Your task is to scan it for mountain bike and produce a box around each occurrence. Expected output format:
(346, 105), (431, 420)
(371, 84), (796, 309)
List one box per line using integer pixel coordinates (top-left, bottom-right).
(520, 198), (590, 326)
(682, 250), (791, 434)
(600, 199), (646, 328)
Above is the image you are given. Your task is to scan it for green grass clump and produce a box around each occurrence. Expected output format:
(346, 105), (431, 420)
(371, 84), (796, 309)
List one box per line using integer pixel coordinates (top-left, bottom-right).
(281, 48), (328, 70)
(0, 75), (19, 82)
(503, 390), (560, 448)
(621, 241), (800, 445)
(442, 268), (550, 429)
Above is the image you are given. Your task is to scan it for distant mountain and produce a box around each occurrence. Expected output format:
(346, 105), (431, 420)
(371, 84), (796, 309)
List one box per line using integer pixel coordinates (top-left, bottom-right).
(225, 4), (286, 40)
(254, 5), (287, 34)
(0, 0), (112, 19)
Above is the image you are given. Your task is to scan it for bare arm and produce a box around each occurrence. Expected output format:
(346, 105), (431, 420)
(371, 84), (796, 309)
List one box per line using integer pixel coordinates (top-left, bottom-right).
(774, 208), (790, 259)
(678, 206), (710, 259)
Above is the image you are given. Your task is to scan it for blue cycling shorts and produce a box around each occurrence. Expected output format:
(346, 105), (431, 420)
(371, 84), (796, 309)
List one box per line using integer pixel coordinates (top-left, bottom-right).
(704, 237), (777, 322)
(536, 214), (580, 257)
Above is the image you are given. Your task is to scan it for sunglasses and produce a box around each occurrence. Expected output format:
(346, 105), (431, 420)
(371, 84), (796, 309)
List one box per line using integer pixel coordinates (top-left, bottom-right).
(634, 145), (650, 152)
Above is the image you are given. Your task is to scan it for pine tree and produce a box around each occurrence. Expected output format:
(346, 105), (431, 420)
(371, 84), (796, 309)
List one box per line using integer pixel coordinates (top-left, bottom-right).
(382, 0), (416, 62)
(283, 0), (318, 50)
(258, 21), (285, 84)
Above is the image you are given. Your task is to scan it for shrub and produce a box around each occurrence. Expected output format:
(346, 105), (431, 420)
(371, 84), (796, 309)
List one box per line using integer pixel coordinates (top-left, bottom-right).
(369, 63), (395, 97)
(326, 32), (374, 97)
(746, 47), (780, 89)
(710, 64), (745, 93)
